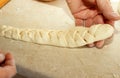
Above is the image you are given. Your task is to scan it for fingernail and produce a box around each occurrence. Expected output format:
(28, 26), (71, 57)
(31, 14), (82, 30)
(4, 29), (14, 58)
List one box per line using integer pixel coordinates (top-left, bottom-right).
(95, 40), (105, 48)
(112, 12), (119, 16)
(87, 43), (95, 48)
(67, 0), (71, 3)
(96, 45), (103, 49)
(0, 53), (5, 63)
(111, 12), (120, 19)
(96, 43), (104, 49)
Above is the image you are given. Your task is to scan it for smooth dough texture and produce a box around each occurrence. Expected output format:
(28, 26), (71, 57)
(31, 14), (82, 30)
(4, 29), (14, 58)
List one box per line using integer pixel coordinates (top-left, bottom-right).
(0, 24), (114, 48)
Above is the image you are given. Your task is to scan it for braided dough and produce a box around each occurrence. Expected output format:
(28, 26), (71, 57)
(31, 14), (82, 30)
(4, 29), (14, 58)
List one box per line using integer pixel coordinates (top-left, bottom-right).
(0, 24), (114, 48)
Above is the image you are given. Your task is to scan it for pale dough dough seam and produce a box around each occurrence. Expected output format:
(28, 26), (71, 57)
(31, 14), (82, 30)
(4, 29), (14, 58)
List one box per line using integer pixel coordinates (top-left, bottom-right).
(0, 24), (114, 48)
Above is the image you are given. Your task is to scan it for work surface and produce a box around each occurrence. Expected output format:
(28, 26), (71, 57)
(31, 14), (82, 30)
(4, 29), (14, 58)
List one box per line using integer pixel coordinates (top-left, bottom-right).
(0, 0), (120, 78)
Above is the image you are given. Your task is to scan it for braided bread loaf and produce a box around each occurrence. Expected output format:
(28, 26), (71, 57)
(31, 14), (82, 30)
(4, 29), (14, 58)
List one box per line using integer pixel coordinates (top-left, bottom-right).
(0, 24), (114, 48)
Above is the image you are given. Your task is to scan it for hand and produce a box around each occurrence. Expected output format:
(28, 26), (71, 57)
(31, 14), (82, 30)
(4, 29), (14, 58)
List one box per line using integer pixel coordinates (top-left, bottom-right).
(0, 51), (16, 78)
(66, 0), (120, 48)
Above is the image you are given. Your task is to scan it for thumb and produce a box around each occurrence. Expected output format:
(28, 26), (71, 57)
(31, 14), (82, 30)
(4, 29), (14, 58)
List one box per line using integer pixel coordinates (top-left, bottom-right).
(4, 53), (15, 66)
(3, 53), (17, 78)
(96, 0), (120, 20)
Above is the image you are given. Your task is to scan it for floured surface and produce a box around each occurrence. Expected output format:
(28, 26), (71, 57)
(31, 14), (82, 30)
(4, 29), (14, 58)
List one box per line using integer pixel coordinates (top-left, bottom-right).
(0, 0), (74, 29)
(0, 0), (120, 78)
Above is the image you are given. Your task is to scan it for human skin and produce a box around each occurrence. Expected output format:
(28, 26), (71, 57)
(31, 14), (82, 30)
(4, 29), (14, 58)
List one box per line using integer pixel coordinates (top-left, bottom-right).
(0, 51), (16, 78)
(66, 0), (120, 48)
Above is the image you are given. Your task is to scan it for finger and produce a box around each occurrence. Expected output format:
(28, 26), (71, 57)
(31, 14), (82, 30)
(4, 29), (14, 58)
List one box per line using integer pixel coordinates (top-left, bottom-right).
(85, 18), (94, 27)
(4, 53), (15, 66)
(75, 19), (83, 26)
(66, 0), (82, 13)
(82, 0), (95, 4)
(96, 0), (120, 20)
(82, 0), (97, 6)
(87, 43), (95, 48)
(93, 14), (104, 24)
(95, 40), (105, 48)
(1, 53), (16, 78)
(73, 9), (98, 19)
(104, 19), (115, 26)
(0, 53), (5, 64)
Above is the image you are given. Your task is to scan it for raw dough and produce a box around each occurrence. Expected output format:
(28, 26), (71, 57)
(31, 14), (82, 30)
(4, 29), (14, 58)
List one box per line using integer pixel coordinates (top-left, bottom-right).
(0, 24), (114, 48)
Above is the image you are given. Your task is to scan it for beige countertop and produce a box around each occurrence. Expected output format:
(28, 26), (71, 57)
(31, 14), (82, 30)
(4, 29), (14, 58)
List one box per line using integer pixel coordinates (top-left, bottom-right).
(0, 0), (120, 78)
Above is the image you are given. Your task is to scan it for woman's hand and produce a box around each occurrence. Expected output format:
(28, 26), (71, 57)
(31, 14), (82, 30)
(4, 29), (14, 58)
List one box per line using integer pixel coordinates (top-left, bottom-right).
(66, 0), (120, 48)
(0, 51), (16, 78)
